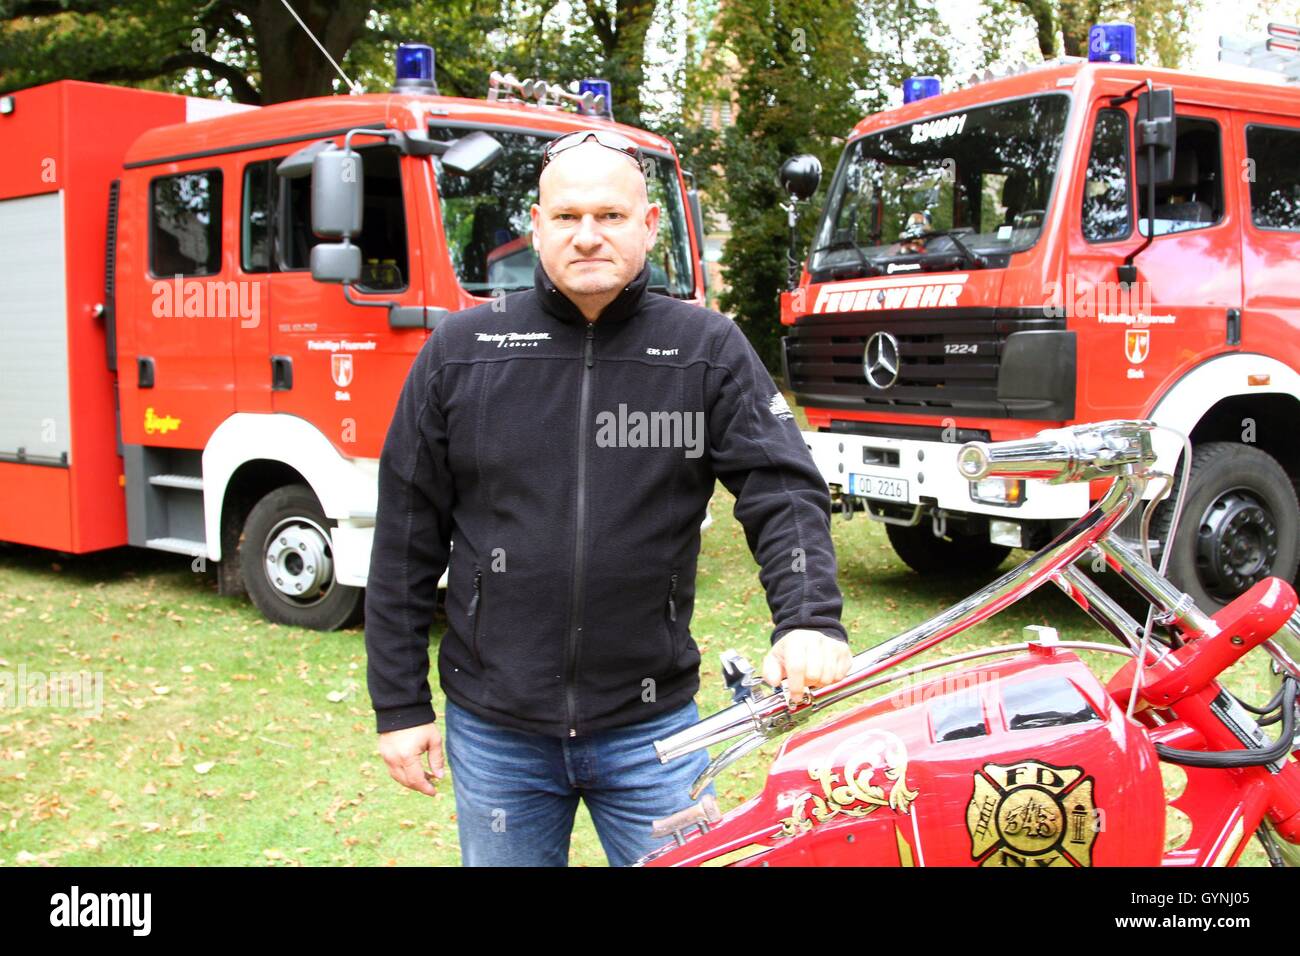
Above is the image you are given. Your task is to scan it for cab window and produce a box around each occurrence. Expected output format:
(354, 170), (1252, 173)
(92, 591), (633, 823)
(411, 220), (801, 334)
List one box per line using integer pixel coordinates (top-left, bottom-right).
(1138, 117), (1224, 237)
(280, 145), (408, 292)
(1081, 108), (1131, 242)
(1245, 124), (1300, 231)
(241, 160), (272, 272)
(238, 147), (408, 292)
(150, 169), (222, 277)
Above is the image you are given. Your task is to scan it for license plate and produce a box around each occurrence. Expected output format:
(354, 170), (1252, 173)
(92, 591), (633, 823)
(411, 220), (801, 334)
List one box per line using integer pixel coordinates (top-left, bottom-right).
(849, 473), (909, 502)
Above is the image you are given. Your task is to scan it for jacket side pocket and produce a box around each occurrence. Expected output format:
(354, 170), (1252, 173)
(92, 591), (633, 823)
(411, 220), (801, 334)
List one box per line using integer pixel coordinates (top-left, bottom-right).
(468, 566), (484, 669)
(664, 568), (680, 660)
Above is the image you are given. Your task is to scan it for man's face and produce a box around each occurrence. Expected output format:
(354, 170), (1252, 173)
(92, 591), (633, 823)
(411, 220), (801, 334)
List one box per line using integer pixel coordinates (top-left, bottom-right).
(530, 141), (661, 305)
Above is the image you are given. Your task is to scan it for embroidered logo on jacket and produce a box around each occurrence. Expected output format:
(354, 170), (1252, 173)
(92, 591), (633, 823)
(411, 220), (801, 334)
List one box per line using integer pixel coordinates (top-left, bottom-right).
(769, 392), (794, 420)
(476, 331), (552, 348)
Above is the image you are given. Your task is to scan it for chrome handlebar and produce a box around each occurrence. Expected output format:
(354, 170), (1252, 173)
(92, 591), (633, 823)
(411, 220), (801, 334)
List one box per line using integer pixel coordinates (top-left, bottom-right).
(956, 419), (1156, 484)
(653, 419), (1282, 796)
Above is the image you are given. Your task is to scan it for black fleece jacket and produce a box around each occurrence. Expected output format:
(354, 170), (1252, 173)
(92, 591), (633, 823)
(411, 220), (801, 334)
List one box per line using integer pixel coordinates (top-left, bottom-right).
(364, 260), (847, 737)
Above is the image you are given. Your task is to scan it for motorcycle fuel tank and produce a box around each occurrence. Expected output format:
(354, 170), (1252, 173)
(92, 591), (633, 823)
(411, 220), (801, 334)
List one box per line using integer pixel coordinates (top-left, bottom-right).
(643, 647), (1166, 866)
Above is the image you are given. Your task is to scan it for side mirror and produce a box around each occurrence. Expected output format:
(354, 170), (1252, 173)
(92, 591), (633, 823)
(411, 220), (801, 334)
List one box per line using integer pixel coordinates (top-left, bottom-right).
(311, 147), (363, 239)
(310, 243), (361, 284)
(440, 131), (503, 176)
(687, 186), (709, 293)
(276, 140), (332, 179)
(1135, 88), (1176, 186)
(778, 154), (822, 201)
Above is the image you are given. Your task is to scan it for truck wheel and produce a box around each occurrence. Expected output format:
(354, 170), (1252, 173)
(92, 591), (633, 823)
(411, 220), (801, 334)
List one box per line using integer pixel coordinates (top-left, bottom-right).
(1153, 442), (1300, 611)
(238, 484), (363, 631)
(885, 522), (1011, 577)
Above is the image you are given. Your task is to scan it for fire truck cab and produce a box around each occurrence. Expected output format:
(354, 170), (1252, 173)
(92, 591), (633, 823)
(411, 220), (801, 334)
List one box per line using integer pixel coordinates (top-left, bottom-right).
(780, 29), (1300, 611)
(0, 53), (708, 629)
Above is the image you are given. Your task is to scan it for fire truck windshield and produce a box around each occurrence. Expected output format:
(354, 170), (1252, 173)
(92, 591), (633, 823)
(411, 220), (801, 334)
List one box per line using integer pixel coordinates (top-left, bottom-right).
(429, 124), (695, 297)
(809, 93), (1070, 278)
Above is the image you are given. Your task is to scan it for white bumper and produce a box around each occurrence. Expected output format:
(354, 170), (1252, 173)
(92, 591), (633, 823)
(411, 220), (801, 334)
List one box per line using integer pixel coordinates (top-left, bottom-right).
(801, 430), (1090, 521)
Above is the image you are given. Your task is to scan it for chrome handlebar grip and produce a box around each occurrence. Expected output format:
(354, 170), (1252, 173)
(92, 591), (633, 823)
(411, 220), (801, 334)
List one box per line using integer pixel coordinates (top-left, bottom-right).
(654, 692), (794, 764)
(957, 419), (1156, 484)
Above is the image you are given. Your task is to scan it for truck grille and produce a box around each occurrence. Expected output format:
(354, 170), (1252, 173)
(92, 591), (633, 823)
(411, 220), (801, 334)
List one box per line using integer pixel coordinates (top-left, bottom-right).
(782, 313), (1065, 419)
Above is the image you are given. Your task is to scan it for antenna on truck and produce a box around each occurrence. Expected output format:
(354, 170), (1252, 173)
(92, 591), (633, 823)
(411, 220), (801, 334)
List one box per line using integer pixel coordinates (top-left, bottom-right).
(277, 0), (364, 94)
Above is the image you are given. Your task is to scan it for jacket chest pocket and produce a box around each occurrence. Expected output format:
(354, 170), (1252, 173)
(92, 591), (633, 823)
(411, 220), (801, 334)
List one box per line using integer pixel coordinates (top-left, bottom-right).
(467, 566), (485, 669)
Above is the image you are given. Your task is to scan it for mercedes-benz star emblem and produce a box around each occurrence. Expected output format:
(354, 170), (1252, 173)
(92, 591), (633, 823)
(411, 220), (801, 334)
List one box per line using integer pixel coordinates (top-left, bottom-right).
(863, 331), (901, 389)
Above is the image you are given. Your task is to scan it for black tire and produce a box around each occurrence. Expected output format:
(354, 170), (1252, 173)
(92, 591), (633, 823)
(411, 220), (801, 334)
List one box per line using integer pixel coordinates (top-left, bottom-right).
(885, 521), (1011, 577)
(238, 483), (363, 630)
(1152, 442), (1300, 612)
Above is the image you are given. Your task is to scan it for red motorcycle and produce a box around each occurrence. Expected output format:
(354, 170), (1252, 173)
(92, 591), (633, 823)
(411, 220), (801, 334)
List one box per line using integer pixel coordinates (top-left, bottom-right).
(639, 420), (1300, 867)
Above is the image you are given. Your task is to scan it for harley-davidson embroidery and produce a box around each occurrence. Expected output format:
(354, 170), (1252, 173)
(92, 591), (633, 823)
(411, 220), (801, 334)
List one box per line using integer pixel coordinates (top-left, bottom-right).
(966, 760), (1098, 866)
(778, 730), (918, 838)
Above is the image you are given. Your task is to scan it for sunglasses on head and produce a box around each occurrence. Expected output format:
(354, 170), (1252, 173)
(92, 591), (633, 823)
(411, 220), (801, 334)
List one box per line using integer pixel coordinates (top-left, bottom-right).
(540, 130), (645, 176)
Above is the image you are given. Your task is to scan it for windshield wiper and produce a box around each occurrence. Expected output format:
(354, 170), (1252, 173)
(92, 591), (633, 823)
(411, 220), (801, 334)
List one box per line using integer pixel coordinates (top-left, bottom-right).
(910, 229), (987, 269)
(808, 238), (883, 277)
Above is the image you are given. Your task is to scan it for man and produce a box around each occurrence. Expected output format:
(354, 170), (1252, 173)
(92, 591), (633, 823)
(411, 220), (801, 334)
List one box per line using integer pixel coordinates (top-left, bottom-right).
(365, 130), (851, 867)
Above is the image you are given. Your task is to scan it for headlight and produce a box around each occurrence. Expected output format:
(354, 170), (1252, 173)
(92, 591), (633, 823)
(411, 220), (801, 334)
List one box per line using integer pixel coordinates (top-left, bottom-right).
(969, 477), (1025, 507)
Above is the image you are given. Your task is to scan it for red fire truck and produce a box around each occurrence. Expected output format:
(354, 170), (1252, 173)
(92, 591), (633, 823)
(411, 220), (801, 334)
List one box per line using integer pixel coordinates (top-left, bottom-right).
(0, 50), (708, 629)
(778, 27), (1300, 612)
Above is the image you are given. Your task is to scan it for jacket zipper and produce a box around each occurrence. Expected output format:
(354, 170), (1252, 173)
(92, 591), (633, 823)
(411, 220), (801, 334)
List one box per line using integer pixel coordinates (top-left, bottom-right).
(666, 569), (679, 656)
(468, 566), (484, 668)
(564, 321), (596, 737)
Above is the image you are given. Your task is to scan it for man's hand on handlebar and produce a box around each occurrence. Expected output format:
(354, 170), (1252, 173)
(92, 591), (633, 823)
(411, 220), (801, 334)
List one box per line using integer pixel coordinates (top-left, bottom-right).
(378, 721), (444, 796)
(762, 629), (852, 710)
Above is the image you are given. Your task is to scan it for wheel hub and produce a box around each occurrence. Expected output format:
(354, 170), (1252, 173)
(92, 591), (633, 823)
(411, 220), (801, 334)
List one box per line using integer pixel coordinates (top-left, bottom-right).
(1195, 489), (1278, 601)
(264, 517), (333, 605)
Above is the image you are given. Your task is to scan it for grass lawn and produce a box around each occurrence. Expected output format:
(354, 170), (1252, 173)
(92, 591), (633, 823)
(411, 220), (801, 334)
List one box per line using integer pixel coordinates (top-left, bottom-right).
(0, 408), (1280, 867)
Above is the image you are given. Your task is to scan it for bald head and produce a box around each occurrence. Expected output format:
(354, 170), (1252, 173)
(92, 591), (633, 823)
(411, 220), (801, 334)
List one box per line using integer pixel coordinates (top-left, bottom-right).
(530, 140), (660, 321)
(538, 140), (650, 208)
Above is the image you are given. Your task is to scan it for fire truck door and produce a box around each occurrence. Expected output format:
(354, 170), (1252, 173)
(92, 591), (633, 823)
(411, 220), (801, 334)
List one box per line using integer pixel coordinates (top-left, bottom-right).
(1235, 113), (1300, 372)
(233, 157), (273, 413)
(132, 167), (238, 442)
(267, 144), (425, 461)
(1080, 103), (1242, 413)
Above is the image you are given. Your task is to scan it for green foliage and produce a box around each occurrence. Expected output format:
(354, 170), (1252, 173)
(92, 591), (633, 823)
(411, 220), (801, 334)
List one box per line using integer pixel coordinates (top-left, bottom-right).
(0, 0), (380, 103)
(976, 0), (1202, 68)
(349, 1), (673, 126)
(710, 0), (951, 374)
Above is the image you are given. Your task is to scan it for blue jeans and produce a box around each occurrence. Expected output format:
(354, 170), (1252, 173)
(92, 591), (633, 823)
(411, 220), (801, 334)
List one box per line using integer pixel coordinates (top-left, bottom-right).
(443, 696), (715, 867)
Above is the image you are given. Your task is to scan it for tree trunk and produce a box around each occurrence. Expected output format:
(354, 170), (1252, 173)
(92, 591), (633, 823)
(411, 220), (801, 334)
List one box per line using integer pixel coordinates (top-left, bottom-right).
(1015, 0), (1059, 59)
(583, 0), (657, 122)
(249, 0), (371, 104)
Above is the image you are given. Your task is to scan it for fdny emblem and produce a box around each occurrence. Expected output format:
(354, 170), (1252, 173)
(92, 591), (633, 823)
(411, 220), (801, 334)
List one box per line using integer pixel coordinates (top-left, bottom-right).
(1125, 328), (1150, 365)
(778, 729), (918, 837)
(331, 353), (354, 388)
(966, 760), (1098, 867)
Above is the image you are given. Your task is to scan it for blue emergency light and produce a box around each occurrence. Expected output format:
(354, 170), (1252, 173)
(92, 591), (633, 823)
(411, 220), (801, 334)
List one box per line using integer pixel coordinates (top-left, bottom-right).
(903, 76), (941, 104)
(579, 78), (614, 118)
(1088, 23), (1137, 64)
(395, 43), (436, 90)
